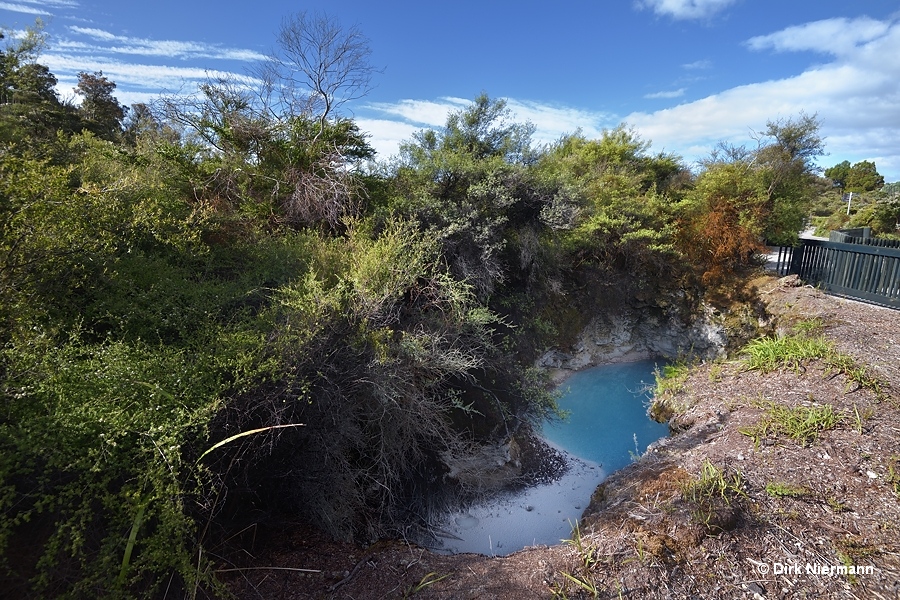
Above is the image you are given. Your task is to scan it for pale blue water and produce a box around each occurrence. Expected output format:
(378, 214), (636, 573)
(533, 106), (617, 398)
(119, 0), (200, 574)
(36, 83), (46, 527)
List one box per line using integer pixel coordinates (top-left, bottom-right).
(432, 359), (668, 555)
(542, 359), (669, 471)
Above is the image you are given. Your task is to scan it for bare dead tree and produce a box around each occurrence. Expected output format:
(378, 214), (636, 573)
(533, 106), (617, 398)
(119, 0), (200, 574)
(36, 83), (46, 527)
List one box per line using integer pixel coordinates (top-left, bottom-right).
(261, 11), (379, 142)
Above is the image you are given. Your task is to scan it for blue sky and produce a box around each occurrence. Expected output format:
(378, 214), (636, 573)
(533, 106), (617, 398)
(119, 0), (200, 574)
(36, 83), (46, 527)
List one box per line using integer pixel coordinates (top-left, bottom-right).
(3, 0), (900, 180)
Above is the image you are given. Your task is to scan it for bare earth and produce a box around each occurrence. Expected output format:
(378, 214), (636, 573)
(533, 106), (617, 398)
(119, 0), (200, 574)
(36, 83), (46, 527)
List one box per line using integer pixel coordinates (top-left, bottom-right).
(223, 275), (900, 599)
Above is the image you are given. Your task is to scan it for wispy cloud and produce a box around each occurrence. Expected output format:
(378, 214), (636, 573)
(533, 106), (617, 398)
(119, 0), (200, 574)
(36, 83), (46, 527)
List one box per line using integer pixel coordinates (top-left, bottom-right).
(362, 97), (616, 158)
(61, 26), (267, 62)
(637, 0), (737, 21)
(624, 16), (900, 177)
(44, 53), (259, 94)
(0, 2), (50, 15)
(644, 88), (686, 99)
(37, 24), (266, 112)
(366, 97), (470, 126)
(746, 17), (891, 56)
(364, 15), (900, 177)
(682, 59), (711, 70)
(506, 99), (614, 142)
(0, 0), (76, 14)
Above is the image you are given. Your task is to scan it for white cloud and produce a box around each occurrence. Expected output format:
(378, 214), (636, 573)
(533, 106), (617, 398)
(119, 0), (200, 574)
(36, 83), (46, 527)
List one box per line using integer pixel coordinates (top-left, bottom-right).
(637, 0), (737, 20)
(357, 15), (900, 174)
(362, 97), (616, 158)
(53, 74), (162, 108)
(504, 99), (613, 141)
(644, 88), (686, 99)
(623, 17), (900, 179)
(746, 17), (890, 56)
(354, 118), (421, 159)
(682, 59), (711, 70)
(44, 53), (259, 93)
(365, 97), (470, 126)
(62, 26), (267, 62)
(0, 0), (75, 14)
(0, 2), (50, 15)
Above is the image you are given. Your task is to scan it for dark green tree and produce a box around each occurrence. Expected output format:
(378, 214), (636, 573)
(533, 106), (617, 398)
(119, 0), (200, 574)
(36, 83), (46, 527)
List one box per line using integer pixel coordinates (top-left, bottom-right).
(845, 160), (884, 192)
(535, 127), (687, 283)
(754, 113), (825, 244)
(0, 21), (46, 103)
(0, 21), (82, 145)
(122, 102), (179, 148)
(825, 160), (852, 190)
(74, 71), (127, 139)
(825, 160), (884, 192)
(680, 113), (825, 286)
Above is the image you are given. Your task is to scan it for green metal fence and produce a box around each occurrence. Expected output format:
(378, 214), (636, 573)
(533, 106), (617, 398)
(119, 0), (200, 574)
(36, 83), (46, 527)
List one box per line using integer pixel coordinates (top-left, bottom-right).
(829, 229), (900, 249)
(772, 240), (900, 309)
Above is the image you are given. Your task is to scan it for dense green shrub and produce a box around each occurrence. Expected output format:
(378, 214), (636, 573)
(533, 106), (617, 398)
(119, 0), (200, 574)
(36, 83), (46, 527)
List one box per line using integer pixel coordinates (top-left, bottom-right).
(0, 335), (245, 597)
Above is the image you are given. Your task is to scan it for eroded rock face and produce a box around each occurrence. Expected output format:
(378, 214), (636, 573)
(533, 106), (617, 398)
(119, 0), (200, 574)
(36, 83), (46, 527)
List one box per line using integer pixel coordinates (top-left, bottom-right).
(537, 304), (726, 372)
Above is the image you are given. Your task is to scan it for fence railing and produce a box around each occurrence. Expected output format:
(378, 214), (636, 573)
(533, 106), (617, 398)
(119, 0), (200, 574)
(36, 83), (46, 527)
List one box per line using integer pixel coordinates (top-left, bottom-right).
(770, 239), (900, 309)
(828, 231), (900, 248)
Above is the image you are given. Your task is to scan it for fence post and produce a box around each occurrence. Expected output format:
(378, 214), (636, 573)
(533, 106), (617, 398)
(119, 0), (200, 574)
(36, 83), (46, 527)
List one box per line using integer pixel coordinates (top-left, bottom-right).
(788, 243), (805, 275)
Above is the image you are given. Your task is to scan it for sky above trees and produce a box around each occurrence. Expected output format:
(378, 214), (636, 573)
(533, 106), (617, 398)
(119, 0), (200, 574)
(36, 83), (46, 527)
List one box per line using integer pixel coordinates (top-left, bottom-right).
(2, 0), (900, 180)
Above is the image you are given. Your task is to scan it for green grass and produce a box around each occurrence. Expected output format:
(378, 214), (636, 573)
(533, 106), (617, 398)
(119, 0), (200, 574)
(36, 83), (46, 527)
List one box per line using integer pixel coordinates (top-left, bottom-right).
(851, 404), (875, 434)
(403, 572), (449, 598)
(654, 362), (690, 394)
(740, 401), (841, 447)
(742, 332), (886, 400)
(888, 461), (900, 499)
(681, 460), (746, 530)
(648, 361), (691, 422)
(826, 496), (849, 513)
(824, 353), (887, 401)
(741, 335), (833, 373)
(564, 521), (598, 570)
(793, 318), (825, 336)
(553, 522), (600, 599)
(765, 482), (808, 498)
(682, 460), (746, 504)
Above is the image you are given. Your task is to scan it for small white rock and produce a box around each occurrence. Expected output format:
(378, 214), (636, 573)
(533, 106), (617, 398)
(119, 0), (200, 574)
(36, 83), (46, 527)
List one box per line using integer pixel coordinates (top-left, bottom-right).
(866, 470), (878, 479)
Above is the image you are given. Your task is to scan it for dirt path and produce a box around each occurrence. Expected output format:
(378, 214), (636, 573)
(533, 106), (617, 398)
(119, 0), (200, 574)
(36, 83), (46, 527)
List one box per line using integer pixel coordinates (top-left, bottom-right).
(223, 275), (900, 599)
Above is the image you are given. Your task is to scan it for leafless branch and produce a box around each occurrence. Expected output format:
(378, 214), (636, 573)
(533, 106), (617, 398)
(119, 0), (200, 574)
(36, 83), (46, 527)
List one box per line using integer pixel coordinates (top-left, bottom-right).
(263, 11), (379, 139)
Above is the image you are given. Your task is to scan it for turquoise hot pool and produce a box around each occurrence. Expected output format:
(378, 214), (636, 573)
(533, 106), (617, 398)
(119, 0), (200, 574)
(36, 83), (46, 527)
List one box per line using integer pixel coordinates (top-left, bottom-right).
(433, 359), (668, 555)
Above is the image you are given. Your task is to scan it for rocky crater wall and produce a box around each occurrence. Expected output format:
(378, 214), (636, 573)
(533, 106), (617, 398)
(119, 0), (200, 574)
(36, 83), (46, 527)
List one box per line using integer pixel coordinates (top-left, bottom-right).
(537, 304), (727, 374)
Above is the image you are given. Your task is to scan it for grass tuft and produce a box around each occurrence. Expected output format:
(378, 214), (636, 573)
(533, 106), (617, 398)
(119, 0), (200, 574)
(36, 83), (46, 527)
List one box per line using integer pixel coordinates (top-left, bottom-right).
(403, 572), (449, 598)
(553, 522), (600, 598)
(681, 460), (746, 531)
(765, 481), (808, 498)
(649, 361), (691, 422)
(741, 335), (833, 373)
(742, 333), (887, 400)
(740, 401), (840, 447)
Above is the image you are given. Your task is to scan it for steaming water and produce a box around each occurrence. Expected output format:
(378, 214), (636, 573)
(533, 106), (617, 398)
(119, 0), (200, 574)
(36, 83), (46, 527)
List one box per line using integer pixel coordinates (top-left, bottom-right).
(431, 359), (667, 556)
